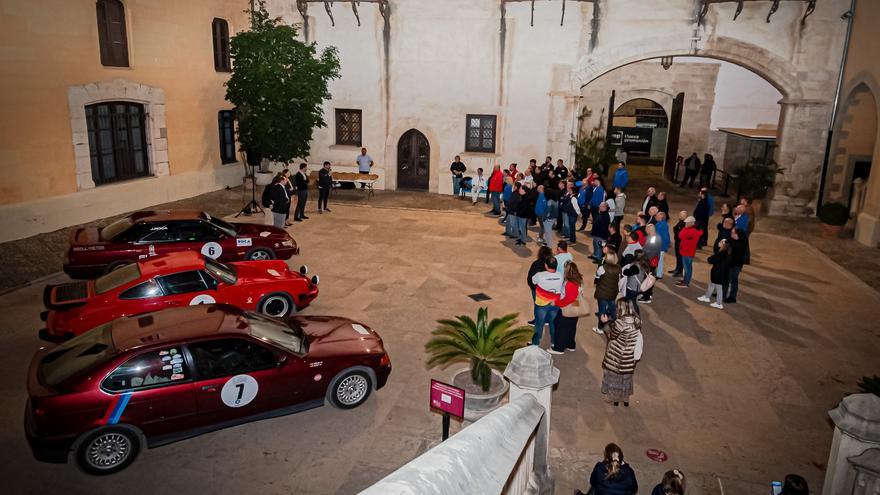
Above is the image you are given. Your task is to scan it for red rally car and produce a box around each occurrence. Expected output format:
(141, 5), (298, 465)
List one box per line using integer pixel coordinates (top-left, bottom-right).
(63, 210), (299, 279)
(41, 252), (319, 342)
(26, 304), (392, 474)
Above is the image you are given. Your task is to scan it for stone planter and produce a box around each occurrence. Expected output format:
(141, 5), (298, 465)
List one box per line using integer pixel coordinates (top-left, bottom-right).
(254, 171), (274, 186)
(452, 368), (509, 422)
(822, 223), (843, 239)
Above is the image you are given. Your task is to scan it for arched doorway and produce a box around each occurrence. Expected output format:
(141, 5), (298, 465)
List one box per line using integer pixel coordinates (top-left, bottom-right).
(611, 98), (670, 165)
(825, 84), (877, 216)
(397, 129), (430, 190)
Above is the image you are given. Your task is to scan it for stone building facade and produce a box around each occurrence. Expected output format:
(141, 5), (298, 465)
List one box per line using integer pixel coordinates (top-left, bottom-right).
(0, 0), (248, 242)
(267, 0), (848, 215)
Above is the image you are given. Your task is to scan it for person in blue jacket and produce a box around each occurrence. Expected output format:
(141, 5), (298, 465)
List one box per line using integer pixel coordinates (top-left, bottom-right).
(577, 180), (592, 231)
(612, 163), (630, 191)
(576, 443), (638, 495)
(655, 212), (671, 278)
(534, 185), (548, 244)
(501, 174), (513, 222)
(588, 178), (607, 232)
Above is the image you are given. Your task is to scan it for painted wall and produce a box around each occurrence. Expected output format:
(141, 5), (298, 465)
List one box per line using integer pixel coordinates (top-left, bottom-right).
(0, 0), (248, 241)
(710, 61), (782, 130)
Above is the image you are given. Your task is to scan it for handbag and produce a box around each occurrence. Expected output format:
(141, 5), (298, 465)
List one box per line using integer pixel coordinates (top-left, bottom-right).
(561, 288), (591, 318)
(639, 272), (657, 292)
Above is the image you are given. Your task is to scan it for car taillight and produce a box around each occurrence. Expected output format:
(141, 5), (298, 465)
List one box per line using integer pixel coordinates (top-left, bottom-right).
(34, 407), (46, 417)
(379, 354), (391, 367)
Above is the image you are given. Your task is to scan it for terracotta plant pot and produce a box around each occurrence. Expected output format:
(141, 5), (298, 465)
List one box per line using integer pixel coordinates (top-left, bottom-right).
(452, 368), (509, 422)
(254, 171), (275, 186)
(822, 223), (843, 239)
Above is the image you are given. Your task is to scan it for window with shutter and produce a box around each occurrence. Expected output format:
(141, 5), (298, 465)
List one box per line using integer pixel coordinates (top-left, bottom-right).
(218, 110), (237, 164)
(85, 102), (150, 185)
(464, 115), (497, 153)
(96, 0), (129, 67)
(212, 18), (231, 72)
(335, 109), (362, 146)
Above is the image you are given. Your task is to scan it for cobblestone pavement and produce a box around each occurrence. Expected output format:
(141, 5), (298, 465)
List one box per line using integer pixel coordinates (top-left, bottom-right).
(1, 176), (878, 494)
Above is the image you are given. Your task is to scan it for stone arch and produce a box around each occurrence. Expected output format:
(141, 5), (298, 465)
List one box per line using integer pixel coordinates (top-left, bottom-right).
(825, 81), (878, 207)
(383, 121), (442, 192)
(67, 78), (168, 190)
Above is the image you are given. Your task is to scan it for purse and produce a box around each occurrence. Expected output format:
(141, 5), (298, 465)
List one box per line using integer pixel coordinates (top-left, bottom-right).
(561, 288), (591, 318)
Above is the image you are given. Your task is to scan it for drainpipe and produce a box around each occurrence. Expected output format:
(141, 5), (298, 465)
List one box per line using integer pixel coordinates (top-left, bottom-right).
(817, 0), (856, 213)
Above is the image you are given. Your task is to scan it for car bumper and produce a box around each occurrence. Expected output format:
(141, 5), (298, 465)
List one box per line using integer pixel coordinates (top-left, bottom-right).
(24, 405), (73, 464)
(39, 328), (73, 343)
(274, 246), (299, 259)
(295, 287), (319, 309)
(376, 362), (392, 390)
(62, 264), (104, 279)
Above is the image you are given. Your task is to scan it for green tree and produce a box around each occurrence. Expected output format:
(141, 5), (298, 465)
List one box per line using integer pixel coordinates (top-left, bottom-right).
(225, 1), (341, 165)
(571, 107), (617, 176)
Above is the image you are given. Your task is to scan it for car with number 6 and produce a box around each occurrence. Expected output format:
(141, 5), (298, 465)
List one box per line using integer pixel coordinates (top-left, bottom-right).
(62, 210), (298, 279)
(41, 252), (319, 342)
(25, 304), (392, 474)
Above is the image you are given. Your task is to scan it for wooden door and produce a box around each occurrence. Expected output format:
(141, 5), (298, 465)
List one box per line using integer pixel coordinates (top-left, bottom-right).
(663, 92), (685, 181)
(397, 129), (430, 190)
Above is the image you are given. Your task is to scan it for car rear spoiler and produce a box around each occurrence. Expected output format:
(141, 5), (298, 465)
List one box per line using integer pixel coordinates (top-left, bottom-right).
(43, 282), (89, 311)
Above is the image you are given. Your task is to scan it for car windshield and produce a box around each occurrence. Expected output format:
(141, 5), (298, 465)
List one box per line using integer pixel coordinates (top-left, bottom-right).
(95, 263), (141, 294)
(39, 323), (115, 388)
(206, 215), (237, 237)
(246, 312), (306, 356)
(100, 217), (133, 241)
(204, 257), (237, 284)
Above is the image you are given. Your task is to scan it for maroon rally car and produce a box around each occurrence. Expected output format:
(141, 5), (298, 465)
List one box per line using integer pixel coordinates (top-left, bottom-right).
(63, 210), (299, 279)
(26, 304), (391, 474)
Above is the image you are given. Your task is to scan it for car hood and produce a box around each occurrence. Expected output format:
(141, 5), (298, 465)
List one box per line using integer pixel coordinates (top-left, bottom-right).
(291, 316), (384, 356)
(232, 260), (302, 283)
(232, 222), (290, 239)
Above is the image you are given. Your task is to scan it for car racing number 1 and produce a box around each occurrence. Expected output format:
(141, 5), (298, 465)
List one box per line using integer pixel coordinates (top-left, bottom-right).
(201, 242), (223, 259)
(220, 374), (259, 408)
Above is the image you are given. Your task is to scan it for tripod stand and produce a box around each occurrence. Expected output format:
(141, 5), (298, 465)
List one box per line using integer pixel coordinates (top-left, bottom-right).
(236, 167), (263, 217)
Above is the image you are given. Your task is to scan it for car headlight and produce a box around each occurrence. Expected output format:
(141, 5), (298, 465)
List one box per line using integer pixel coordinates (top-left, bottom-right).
(282, 240), (294, 247)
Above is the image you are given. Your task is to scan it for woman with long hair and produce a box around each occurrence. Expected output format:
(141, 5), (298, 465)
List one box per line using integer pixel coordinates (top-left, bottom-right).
(576, 443), (638, 495)
(598, 299), (643, 407)
(527, 245), (555, 325)
(593, 251), (621, 333)
(651, 469), (686, 495)
(551, 262), (586, 353)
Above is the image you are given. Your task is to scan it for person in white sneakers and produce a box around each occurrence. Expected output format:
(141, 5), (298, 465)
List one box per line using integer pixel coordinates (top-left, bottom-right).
(471, 167), (486, 204)
(697, 239), (731, 309)
(531, 257), (564, 349)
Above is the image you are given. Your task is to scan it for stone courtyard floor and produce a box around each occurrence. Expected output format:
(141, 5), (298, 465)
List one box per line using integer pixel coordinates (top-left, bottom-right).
(1, 170), (879, 494)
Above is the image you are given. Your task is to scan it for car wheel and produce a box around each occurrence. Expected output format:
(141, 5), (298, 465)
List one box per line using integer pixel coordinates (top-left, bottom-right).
(258, 293), (293, 318)
(103, 261), (132, 274)
(246, 248), (275, 261)
(327, 369), (373, 410)
(76, 427), (140, 475)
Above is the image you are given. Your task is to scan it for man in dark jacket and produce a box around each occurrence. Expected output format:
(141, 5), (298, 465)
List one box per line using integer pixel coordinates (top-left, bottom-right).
(693, 190), (711, 249)
(700, 153), (717, 188)
(514, 186), (533, 245)
(268, 175), (291, 228)
(590, 202), (611, 263)
(680, 152), (701, 188)
(292, 163), (310, 221)
(725, 228), (749, 303)
(669, 211), (686, 276)
(317, 161), (333, 213)
(450, 155), (467, 198)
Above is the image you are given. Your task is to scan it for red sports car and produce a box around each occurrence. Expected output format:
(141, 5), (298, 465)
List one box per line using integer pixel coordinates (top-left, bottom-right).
(41, 252), (319, 342)
(63, 210), (299, 279)
(26, 304), (391, 474)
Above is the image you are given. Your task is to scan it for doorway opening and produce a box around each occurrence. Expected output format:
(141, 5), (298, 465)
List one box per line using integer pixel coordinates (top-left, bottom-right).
(610, 98), (669, 166)
(397, 129), (430, 190)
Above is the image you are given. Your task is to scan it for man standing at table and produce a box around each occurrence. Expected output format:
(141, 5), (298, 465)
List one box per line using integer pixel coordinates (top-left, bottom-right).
(356, 147), (373, 189)
(293, 162), (310, 222)
(450, 155), (467, 198)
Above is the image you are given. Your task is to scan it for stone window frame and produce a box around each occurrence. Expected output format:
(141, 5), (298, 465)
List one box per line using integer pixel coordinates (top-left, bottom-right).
(68, 78), (168, 191)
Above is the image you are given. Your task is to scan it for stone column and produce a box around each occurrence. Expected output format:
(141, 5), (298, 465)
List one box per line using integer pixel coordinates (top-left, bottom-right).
(504, 346), (560, 495)
(822, 393), (880, 495)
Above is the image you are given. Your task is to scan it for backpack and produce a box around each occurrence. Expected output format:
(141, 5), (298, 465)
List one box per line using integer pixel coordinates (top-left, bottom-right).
(261, 185), (273, 208)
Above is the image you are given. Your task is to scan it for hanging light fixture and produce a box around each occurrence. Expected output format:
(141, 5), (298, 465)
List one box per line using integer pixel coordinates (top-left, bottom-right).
(661, 56), (674, 70)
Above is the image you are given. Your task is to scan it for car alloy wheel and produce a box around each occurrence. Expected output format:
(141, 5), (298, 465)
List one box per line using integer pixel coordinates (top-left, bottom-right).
(261, 294), (291, 317)
(85, 432), (132, 471)
(247, 249), (273, 261)
(336, 374), (369, 406)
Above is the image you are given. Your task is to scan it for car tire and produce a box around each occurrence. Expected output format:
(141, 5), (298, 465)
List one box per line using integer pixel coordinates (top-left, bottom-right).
(326, 368), (373, 410)
(258, 292), (293, 318)
(246, 248), (275, 261)
(75, 427), (140, 475)
(103, 261), (132, 274)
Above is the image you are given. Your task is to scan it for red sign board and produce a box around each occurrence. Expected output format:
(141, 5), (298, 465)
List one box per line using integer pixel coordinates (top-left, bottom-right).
(646, 448), (668, 463)
(430, 379), (465, 419)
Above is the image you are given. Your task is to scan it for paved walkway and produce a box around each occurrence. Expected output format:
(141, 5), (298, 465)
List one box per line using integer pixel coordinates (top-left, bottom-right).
(1, 186), (878, 493)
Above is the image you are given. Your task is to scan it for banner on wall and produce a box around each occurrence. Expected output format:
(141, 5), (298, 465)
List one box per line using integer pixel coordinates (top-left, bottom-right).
(610, 127), (654, 155)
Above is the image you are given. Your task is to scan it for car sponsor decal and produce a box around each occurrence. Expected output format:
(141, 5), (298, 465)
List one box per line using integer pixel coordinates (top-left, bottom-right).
(267, 269), (281, 277)
(259, 231), (271, 237)
(201, 242), (222, 259)
(313, 374), (322, 382)
(236, 238), (253, 247)
(189, 294), (217, 305)
(72, 246), (105, 252)
(352, 324), (370, 335)
(101, 393), (133, 425)
(220, 374), (259, 408)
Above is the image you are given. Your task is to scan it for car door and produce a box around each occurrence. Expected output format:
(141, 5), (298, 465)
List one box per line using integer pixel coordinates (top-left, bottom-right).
(117, 278), (168, 316)
(155, 270), (218, 308)
(176, 220), (227, 260)
(185, 337), (303, 425)
(100, 345), (198, 439)
(134, 223), (182, 260)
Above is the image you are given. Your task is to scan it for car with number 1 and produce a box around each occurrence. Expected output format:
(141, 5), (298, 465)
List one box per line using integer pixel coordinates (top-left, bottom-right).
(63, 210), (298, 279)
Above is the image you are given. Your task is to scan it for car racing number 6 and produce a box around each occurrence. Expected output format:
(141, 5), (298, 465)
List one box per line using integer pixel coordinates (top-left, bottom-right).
(200, 242), (223, 259)
(220, 374), (259, 408)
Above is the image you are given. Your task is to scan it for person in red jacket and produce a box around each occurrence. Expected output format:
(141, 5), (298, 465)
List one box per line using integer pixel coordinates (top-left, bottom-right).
(675, 216), (703, 288)
(487, 164), (504, 215)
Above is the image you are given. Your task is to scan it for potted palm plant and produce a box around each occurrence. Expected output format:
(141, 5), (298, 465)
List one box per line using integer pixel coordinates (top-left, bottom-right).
(818, 201), (849, 238)
(425, 308), (533, 421)
(731, 156), (784, 214)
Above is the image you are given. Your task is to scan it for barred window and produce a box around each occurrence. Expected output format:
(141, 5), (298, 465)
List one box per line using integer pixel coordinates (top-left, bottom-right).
(335, 109), (362, 146)
(465, 114), (496, 153)
(212, 18), (231, 72)
(218, 110), (236, 164)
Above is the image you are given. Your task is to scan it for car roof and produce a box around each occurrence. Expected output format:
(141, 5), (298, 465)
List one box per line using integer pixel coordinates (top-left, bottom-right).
(129, 210), (208, 223)
(138, 252), (206, 278)
(111, 304), (250, 352)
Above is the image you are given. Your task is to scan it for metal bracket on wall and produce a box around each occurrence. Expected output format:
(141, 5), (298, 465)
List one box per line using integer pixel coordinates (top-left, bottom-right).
(802, 0), (816, 25)
(500, 0), (595, 28)
(294, 0), (387, 27)
(733, 0), (744, 20)
(766, 0), (780, 23)
(697, 0), (817, 25)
